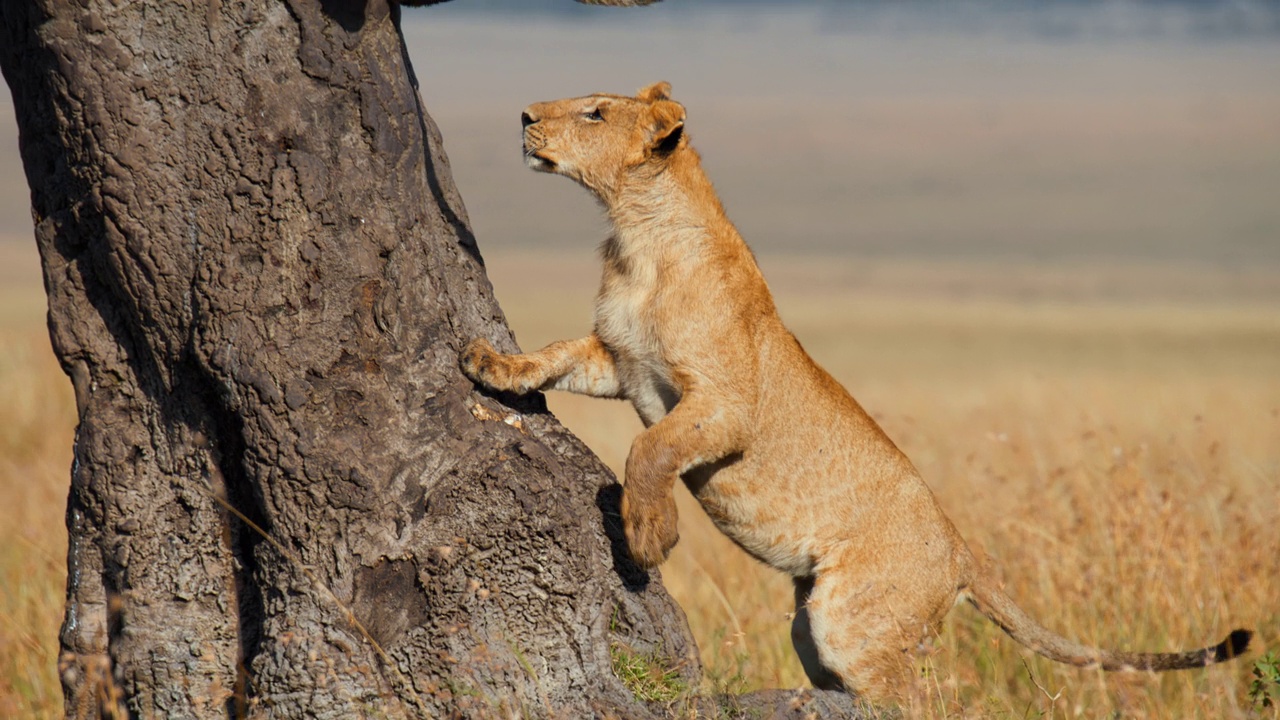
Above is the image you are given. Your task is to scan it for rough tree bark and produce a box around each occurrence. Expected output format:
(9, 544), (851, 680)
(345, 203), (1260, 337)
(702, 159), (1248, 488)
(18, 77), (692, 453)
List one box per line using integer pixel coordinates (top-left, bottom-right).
(1, 1), (868, 718)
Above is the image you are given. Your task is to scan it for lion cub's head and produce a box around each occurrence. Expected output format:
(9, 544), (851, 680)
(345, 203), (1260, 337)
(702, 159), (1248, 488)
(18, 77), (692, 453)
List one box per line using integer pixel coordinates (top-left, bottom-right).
(521, 82), (686, 199)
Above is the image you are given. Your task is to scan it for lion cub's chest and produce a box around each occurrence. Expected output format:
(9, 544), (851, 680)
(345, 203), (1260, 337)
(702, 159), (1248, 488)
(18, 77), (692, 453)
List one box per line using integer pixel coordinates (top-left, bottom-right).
(594, 256), (680, 426)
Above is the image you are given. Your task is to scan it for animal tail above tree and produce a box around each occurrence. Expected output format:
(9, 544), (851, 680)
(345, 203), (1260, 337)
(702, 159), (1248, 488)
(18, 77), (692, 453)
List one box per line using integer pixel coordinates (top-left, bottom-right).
(964, 571), (1252, 671)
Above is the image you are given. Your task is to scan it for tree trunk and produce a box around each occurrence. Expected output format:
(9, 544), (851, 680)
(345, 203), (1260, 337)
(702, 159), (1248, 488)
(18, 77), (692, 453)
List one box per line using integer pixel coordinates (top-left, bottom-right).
(0, 1), (869, 718)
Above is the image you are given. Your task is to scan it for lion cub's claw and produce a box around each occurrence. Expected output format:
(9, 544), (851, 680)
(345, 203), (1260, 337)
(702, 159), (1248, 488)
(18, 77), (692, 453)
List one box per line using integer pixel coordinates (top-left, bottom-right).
(621, 491), (680, 569)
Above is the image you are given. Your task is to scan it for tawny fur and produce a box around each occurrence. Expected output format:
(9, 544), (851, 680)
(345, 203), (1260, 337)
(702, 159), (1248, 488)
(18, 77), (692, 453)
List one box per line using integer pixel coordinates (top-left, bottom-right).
(460, 82), (1252, 704)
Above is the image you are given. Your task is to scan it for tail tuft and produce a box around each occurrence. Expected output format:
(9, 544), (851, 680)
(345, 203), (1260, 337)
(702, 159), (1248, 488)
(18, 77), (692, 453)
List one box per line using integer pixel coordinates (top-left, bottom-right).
(1210, 629), (1252, 663)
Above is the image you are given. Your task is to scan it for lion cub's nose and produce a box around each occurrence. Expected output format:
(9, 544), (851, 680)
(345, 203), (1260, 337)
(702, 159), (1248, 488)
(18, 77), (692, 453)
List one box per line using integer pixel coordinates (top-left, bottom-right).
(521, 110), (538, 128)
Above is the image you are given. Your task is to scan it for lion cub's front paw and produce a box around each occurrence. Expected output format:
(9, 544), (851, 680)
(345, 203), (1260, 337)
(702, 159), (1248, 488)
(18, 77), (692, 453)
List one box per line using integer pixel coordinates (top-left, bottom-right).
(460, 337), (500, 387)
(461, 337), (537, 394)
(621, 490), (680, 569)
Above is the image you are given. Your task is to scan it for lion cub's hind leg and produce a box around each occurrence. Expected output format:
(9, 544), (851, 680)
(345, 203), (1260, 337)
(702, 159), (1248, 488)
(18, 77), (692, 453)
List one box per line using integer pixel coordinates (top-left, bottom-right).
(793, 573), (913, 702)
(791, 576), (846, 691)
(796, 550), (957, 704)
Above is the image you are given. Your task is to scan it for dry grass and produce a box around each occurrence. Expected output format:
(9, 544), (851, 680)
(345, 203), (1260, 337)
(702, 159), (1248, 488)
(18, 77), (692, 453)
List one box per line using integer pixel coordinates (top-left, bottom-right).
(2, 245), (1277, 717)
(0, 244), (75, 719)
(489, 251), (1280, 718)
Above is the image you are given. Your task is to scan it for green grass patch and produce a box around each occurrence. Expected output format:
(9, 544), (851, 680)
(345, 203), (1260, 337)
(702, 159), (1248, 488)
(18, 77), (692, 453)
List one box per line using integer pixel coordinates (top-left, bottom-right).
(609, 642), (689, 704)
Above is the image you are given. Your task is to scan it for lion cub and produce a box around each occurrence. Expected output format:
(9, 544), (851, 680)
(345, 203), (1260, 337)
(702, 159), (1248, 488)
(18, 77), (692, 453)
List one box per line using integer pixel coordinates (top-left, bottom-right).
(460, 82), (1251, 703)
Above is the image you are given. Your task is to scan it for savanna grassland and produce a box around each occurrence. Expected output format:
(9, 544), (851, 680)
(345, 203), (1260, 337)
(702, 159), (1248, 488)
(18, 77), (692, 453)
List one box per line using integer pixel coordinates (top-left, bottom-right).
(485, 252), (1280, 719)
(1, 241), (1278, 718)
(0, 242), (76, 717)
(408, 14), (1280, 715)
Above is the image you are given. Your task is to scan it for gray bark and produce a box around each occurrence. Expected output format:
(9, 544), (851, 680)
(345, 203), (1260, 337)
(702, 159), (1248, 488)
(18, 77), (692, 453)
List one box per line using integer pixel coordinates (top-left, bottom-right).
(0, 1), (871, 717)
(0, 1), (698, 716)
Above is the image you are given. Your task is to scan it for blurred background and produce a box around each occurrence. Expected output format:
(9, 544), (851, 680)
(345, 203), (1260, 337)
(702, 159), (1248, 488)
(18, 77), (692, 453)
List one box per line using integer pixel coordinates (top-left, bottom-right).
(410, 0), (1280, 266)
(5, 1), (1280, 301)
(3, 1), (1278, 717)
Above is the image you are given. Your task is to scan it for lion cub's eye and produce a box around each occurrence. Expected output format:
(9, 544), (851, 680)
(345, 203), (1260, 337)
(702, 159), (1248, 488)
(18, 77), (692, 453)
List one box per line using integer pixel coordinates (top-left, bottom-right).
(584, 107), (604, 122)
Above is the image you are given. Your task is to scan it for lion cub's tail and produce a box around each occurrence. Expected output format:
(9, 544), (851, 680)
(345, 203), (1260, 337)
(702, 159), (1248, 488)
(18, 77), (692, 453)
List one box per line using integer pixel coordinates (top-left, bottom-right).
(964, 573), (1252, 672)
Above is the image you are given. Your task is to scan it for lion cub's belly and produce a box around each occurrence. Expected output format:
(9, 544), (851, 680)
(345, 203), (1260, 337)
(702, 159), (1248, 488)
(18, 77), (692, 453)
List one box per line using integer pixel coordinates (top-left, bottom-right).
(684, 462), (826, 577)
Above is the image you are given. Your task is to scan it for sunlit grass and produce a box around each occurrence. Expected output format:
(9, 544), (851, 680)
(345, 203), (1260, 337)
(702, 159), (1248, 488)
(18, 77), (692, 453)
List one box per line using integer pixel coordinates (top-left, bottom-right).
(579, 376), (1278, 719)
(495, 253), (1280, 719)
(0, 326), (75, 719)
(2, 250), (1277, 718)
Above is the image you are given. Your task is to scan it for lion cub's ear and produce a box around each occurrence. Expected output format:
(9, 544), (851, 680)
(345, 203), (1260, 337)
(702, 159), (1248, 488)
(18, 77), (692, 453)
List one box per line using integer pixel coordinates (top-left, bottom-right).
(645, 99), (685, 155)
(637, 81), (672, 103)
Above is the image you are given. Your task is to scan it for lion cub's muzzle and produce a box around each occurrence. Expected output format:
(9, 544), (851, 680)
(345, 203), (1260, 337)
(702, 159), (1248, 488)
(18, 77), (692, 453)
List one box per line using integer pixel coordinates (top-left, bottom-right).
(522, 128), (552, 171)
